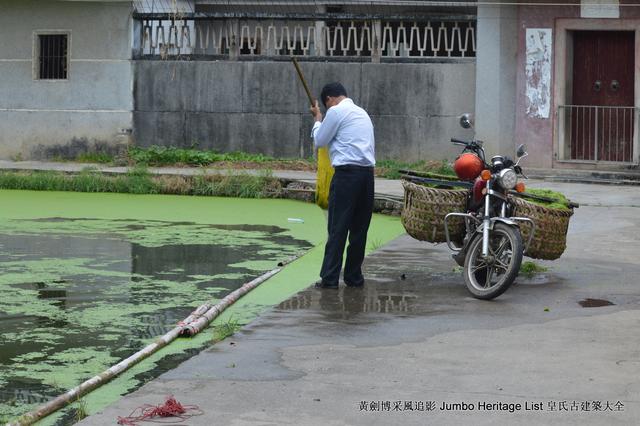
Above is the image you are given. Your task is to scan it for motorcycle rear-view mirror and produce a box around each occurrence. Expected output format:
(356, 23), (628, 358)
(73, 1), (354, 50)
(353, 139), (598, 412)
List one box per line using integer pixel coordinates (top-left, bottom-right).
(516, 144), (527, 157)
(459, 113), (474, 129)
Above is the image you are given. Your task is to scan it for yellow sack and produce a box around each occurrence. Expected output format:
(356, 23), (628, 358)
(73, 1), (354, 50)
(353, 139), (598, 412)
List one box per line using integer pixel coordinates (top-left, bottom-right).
(315, 147), (334, 209)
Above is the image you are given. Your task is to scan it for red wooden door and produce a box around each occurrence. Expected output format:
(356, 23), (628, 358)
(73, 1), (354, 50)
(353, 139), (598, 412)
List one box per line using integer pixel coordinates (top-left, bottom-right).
(571, 31), (635, 162)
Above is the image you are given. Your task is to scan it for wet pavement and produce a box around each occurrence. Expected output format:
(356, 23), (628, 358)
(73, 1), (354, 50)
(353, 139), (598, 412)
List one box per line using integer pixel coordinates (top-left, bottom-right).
(75, 179), (640, 425)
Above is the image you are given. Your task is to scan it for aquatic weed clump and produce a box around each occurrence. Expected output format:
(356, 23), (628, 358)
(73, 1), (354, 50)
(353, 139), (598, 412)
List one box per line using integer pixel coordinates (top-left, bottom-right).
(155, 175), (193, 195)
(0, 170), (65, 191)
(119, 165), (160, 194)
(192, 170), (282, 198)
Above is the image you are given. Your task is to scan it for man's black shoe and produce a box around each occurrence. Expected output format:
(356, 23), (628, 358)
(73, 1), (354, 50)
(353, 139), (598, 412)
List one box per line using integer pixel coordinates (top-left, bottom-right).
(315, 280), (339, 289)
(344, 279), (364, 288)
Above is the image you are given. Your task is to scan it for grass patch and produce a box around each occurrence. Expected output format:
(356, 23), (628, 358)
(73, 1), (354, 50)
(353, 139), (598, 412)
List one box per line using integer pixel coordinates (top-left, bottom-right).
(376, 159), (455, 180)
(129, 146), (276, 166)
(73, 397), (89, 422)
(519, 261), (548, 278)
(43, 146), (315, 170)
(0, 168), (284, 199)
(192, 170), (281, 198)
(128, 146), (315, 170)
(75, 152), (115, 164)
(212, 317), (241, 344)
(0, 167), (159, 194)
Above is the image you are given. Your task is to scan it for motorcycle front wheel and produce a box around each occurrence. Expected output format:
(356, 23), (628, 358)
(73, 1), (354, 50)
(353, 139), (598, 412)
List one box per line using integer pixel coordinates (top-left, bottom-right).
(463, 222), (523, 300)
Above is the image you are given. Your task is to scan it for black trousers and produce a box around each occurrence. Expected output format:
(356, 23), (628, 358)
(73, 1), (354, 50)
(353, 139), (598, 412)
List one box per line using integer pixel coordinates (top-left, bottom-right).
(320, 165), (375, 285)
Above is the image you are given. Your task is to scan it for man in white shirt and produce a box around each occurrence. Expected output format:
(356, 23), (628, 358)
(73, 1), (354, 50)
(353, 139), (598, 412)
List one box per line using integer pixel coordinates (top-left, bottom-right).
(310, 82), (375, 289)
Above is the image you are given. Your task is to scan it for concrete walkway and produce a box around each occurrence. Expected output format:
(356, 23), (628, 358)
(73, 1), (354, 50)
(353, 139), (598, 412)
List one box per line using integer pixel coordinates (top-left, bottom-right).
(73, 178), (640, 425)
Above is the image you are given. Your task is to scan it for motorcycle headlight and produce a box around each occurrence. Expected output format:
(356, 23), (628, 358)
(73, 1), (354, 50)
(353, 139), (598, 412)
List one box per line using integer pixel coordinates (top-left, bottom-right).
(498, 168), (517, 189)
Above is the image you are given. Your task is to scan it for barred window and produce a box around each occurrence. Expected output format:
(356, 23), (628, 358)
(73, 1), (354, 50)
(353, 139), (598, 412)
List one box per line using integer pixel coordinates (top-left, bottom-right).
(37, 34), (68, 80)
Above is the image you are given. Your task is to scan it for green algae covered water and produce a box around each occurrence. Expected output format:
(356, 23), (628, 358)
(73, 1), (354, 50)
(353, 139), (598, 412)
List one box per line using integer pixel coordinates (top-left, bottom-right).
(0, 190), (403, 424)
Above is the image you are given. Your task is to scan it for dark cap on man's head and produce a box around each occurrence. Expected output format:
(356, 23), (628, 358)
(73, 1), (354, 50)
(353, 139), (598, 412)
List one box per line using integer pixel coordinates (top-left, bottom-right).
(320, 82), (348, 108)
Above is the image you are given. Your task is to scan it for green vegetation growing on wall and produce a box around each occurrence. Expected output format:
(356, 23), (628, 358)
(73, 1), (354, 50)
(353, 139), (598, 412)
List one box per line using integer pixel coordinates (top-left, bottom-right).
(129, 146), (275, 166)
(128, 146), (316, 170)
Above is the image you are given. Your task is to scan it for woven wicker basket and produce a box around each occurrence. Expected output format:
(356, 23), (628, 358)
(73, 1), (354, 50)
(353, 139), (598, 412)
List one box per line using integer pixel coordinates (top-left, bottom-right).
(401, 180), (467, 244)
(511, 196), (573, 260)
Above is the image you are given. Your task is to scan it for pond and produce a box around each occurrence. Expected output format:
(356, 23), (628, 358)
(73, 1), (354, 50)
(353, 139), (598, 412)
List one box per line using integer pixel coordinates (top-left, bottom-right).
(0, 190), (402, 424)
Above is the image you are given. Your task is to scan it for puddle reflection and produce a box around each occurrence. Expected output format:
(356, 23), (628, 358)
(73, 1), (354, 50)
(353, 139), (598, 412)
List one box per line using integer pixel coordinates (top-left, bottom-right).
(278, 286), (419, 315)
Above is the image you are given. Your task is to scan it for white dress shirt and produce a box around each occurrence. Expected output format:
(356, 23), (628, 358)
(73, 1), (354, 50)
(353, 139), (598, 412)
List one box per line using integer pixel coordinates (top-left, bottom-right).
(311, 98), (376, 167)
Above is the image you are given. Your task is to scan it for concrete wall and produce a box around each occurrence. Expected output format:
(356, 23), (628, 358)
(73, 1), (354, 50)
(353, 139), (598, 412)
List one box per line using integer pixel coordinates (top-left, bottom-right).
(133, 60), (476, 162)
(475, 4), (518, 162)
(0, 0), (133, 160)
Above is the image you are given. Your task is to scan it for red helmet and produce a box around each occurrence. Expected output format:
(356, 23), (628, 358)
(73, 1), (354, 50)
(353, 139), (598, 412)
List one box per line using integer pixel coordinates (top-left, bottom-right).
(453, 153), (484, 181)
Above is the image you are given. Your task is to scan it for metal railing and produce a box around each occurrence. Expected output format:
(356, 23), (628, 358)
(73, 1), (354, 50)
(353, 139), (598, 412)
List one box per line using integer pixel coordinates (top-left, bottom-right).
(557, 105), (638, 164)
(133, 18), (476, 59)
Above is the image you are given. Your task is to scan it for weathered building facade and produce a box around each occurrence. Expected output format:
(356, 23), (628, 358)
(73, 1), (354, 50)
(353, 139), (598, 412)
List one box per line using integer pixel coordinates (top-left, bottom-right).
(520, 0), (640, 170)
(0, 0), (477, 163)
(2, 0), (638, 170)
(0, 0), (134, 160)
(132, 0), (478, 161)
(478, 0), (640, 170)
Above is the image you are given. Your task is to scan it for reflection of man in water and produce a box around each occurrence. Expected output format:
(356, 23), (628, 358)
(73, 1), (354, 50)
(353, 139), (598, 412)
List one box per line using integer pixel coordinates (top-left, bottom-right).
(310, 82), (375, 290)
(318, 287), (366, 320)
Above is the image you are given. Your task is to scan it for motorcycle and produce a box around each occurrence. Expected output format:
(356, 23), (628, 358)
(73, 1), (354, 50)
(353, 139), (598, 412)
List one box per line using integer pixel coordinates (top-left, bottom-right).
(443, 114), (535, 300)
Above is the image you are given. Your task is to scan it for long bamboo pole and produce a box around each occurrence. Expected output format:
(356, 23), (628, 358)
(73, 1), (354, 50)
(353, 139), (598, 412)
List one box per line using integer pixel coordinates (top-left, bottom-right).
(10, 253), (304, 426)
(181, 267), (282, 336)
(292, 56), (315, 107)
(291, 56), (334, 210)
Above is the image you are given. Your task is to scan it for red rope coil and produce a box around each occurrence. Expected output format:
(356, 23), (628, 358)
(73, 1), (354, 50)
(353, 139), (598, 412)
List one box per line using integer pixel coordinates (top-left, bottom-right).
(117, 396), (203, 425)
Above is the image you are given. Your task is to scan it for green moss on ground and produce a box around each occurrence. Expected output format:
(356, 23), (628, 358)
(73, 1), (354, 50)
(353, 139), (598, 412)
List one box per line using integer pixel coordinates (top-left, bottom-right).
(519, 261), (549, 278)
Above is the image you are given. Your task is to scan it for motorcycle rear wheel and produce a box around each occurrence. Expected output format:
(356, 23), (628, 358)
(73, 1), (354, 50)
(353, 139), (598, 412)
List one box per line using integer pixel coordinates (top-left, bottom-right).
(463, 223), (523, 300)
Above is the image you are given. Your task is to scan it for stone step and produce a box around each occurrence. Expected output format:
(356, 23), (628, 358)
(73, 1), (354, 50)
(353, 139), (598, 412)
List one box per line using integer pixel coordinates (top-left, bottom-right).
(527, 167), (640, 185)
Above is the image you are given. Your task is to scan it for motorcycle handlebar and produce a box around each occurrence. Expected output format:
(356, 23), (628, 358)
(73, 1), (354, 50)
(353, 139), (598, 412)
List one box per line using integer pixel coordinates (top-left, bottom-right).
(451, 138), (468, 145)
